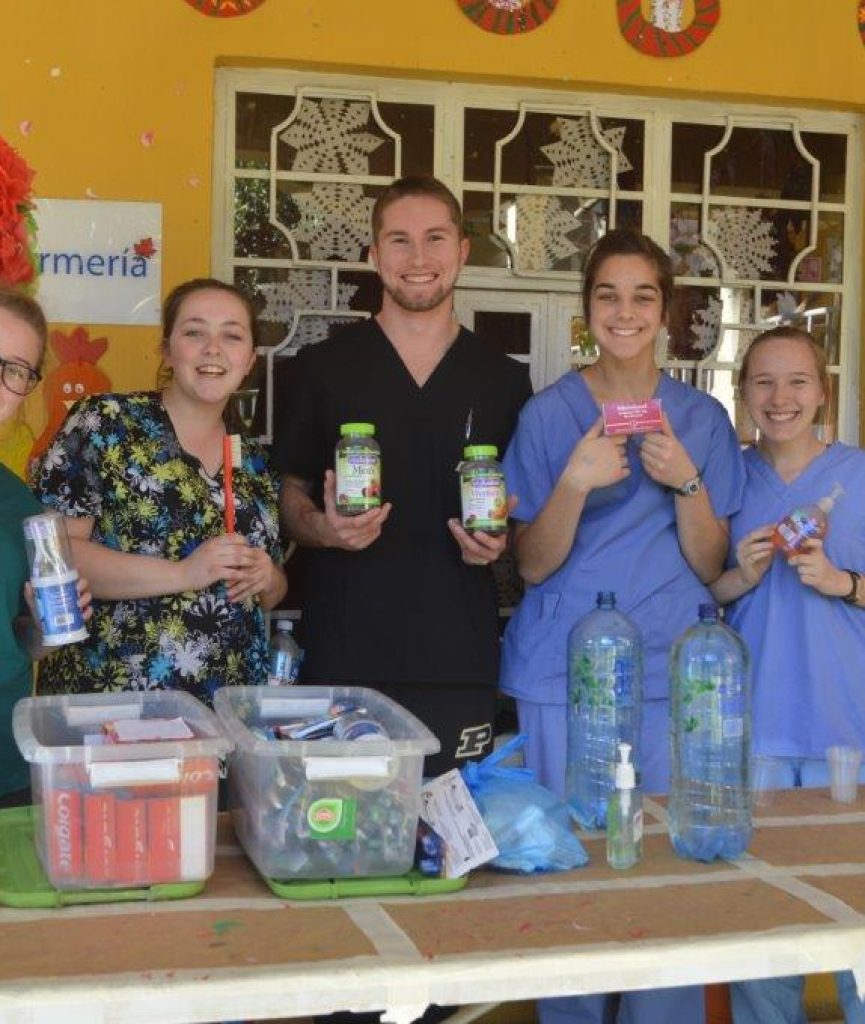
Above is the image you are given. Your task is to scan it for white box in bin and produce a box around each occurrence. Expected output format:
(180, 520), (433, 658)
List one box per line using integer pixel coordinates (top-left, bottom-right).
(13, 690), (232, 891)
(213, 686), (440, 881)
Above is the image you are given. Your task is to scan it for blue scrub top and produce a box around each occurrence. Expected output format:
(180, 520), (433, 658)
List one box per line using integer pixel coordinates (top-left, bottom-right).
(727, 443), (865, 759)
(501, 370), (745, 706)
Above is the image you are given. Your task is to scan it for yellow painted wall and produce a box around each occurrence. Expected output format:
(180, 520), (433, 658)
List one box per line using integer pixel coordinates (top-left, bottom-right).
(1, 0), (862, 435)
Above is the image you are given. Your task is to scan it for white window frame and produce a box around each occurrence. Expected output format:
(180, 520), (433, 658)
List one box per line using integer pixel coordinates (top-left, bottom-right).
(213, 68), (862, 442)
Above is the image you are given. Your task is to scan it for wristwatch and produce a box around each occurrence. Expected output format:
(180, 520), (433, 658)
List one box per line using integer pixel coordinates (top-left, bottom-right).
(676, 473), (703, 497)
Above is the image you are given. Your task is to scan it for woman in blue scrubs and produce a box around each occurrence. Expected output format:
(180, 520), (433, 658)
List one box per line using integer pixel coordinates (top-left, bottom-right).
(712, 325), (865, 1024)
(501, 229), (745, 1024)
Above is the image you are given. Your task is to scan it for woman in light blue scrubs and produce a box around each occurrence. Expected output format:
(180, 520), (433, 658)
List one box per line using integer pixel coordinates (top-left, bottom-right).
(713, 325), (865, 1024)
(501, 229), (745, 1024)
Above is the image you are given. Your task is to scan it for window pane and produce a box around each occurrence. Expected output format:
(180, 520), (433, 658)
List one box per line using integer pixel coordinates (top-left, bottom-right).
(234, 178), (294, 260)
(378, 102), (435, 176)
(800, 131), (847, 203)
(473, 311), (532, 355)
(235, 92), (296, 170)
(671, 124), (726, 194)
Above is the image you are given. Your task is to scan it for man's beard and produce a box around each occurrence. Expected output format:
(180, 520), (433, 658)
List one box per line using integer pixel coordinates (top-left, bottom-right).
(382, 279), (455, 314)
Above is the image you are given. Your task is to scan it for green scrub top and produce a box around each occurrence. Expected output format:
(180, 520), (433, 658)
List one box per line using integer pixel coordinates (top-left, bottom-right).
(0, 463), (40, 798)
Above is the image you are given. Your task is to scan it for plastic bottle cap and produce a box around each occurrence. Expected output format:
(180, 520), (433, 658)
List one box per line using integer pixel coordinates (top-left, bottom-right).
(615, 742), (635, 789)
(340, 422), (375, 436)
(275, 619), (294, 633)
(463, 444), (498, 459)
(597, 591), (616, 608)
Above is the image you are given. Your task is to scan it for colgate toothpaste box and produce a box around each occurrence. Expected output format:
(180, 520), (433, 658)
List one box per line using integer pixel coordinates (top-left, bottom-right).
(13, 691), (231, 891)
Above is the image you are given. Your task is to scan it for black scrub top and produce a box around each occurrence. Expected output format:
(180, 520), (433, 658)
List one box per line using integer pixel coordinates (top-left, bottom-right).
(272, 318), (532, 688)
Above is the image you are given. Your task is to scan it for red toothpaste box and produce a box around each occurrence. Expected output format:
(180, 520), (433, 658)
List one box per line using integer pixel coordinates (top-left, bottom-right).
(115, 798), (149, 886)
(602, 398), (663, 436)
(84, 792), (117, 884)
(148, 795), (208, 883)
(45, 786), (83, 885)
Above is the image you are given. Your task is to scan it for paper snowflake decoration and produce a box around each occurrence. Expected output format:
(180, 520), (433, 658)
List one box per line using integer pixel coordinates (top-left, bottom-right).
(293, 184), (374, 261)
(280, 98), (385, 175)
(504, 195), (579, 271)
(689, 295), (722, 355)
(257, 272), (359, 350)
(707, 208), (777, 279)
(541, 117), (633, 190)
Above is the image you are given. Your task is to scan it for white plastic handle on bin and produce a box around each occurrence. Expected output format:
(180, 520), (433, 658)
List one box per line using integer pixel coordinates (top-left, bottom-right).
(303, 756), (392, 781)
(87, 757), (182, 788)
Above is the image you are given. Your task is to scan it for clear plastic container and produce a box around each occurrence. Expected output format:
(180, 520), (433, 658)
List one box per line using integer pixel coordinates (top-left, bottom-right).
(13, 690), (231, 891)
(213, 685), (440, 881)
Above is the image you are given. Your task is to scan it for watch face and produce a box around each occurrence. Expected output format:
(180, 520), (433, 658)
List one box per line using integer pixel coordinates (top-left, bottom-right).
(679, 476), (702, 496)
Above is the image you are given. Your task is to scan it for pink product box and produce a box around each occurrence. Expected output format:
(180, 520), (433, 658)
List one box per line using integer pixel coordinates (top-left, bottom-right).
(602, 399), (663, 436)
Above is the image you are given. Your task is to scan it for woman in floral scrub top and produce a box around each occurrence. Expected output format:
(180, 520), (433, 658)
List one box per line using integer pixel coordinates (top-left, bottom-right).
(34, 279), (286, 704)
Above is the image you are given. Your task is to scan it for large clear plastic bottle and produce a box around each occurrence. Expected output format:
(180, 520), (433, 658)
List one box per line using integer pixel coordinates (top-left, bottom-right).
(669, 603), (752, 862)
(566, 592), (643, 830)
(267, 619), (303, 685)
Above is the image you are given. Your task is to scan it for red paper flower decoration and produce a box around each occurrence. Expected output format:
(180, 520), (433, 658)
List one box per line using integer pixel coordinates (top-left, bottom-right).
(133, 237), (158, 260)
(0, 137), (37, 290)
(183, 0), (266, 16)
(617, 0), (720, 57)
(859, 0), (865, 46)
(456, 0), (558, 34)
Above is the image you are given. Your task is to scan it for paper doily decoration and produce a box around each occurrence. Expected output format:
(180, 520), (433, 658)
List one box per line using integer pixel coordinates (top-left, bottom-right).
(183, 0), (266, 16)
(617, 0), (720, 56)
(456, 0), (558, 34)
(706, 208), (776, 280)
(504, 195), (579, 271)
(542, 116), (633, 189)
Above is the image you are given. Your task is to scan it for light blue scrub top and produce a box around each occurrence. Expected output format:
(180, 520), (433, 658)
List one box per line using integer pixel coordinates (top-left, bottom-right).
(726, 443), (865, 759)
(501, 370), (745, 707)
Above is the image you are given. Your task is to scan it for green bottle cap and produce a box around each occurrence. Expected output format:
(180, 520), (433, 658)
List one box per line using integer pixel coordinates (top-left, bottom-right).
(463, 444), (498, 459)
(340, 422), (375, 437)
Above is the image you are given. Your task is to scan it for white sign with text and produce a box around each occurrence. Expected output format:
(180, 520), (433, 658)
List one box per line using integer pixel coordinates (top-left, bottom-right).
(34, 199), (162, 325)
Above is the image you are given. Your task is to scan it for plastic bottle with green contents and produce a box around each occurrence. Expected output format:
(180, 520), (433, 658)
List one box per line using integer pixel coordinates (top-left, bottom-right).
(459, 444), (507, 535)
(335, 422), (381, 516)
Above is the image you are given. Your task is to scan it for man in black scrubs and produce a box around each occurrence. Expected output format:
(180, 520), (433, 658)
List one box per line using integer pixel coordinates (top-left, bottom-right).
(273, 175), (531, 776)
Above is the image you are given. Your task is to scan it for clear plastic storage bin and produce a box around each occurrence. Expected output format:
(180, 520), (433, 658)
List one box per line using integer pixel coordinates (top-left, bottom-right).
(213, 686), (440, 880)
(13, 691), (231, 891)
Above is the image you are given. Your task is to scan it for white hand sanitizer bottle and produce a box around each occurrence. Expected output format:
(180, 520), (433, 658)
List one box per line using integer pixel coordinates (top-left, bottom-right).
(607, 742), (643, 869)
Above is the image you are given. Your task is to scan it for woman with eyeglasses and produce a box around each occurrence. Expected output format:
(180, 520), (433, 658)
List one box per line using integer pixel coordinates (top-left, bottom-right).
(0, 286), (90, 808)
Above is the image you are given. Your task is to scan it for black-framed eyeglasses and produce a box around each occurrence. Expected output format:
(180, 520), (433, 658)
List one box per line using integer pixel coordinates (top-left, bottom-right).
(0, 356), (42, 396)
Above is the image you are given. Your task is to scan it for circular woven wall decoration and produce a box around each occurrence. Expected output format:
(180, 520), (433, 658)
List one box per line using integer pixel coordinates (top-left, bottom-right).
(183, 0), (266, 16)
(859, 0), (865, 46)
(456, 0), (559, 35)
(617, 0), (720, 56)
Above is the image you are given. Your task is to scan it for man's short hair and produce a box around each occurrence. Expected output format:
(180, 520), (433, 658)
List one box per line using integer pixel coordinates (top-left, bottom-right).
(371, 175), (464, 240)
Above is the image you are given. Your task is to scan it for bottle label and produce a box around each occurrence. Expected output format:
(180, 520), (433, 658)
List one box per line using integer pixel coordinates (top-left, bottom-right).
(460, 467), (507, 532)
(307, 797), (357, 841)
(32, 571), (87, 644)
(336, 448), (380, 512)
(777, 511), (821, 551)
(267, 649), (300, 685)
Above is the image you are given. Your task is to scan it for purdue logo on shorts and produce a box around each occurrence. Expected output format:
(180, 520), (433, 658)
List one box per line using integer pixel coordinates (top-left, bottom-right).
(455, 723), (493, 759)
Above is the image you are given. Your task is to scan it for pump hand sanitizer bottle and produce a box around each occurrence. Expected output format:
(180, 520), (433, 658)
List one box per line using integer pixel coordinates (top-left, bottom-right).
(606, 742), (642, 870)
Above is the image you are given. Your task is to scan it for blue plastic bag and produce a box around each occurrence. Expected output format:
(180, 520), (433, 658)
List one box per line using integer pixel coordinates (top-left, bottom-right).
(461, 734), (589, 873)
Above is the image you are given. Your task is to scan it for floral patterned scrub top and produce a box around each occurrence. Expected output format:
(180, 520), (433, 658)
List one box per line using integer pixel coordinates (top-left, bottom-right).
(33, 392), (282, 705)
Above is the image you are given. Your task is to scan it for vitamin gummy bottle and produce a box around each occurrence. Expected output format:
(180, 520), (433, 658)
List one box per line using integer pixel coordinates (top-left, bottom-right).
(460, 445), (507, 535)
(566, 592), (643, 830)
(773, 482), (843, 556)
(335, 422), (381, 516)
(669, 604), (751, 863)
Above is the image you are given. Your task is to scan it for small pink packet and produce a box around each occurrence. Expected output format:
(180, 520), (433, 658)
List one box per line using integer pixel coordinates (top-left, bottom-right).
(602, 399), (663, 436)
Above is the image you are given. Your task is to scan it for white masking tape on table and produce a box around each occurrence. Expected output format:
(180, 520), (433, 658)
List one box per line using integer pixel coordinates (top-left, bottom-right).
(304, 755), (392, 780)
(87, 757), (182, 787)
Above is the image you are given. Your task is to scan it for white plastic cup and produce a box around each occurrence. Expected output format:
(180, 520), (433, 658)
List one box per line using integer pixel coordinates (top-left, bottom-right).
(826, 746), (862, 804)
(751, 755), (784, 808)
